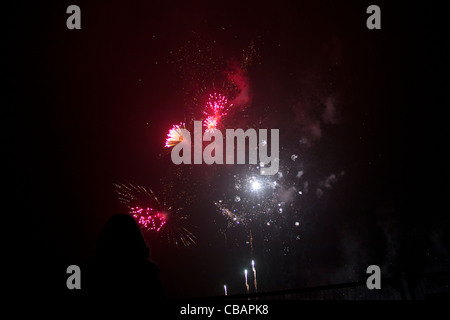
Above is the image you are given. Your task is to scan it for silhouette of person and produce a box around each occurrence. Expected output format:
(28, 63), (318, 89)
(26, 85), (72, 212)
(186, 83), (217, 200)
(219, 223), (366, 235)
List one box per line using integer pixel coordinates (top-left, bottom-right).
(84, 214), (165, 299)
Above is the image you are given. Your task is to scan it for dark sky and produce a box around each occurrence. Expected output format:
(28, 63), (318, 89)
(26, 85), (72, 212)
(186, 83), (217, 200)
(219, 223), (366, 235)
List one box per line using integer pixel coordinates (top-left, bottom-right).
(5, 1), (449, 298)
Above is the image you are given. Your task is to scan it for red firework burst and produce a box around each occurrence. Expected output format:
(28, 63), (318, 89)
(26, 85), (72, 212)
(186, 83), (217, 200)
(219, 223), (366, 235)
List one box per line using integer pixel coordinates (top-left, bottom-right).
(203, 93), (232, 132)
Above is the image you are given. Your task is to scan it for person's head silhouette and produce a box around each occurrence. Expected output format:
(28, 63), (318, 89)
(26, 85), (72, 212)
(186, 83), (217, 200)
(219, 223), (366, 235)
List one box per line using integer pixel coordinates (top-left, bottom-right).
(95, 213), (150, 261)
(85, 214), (165, 298)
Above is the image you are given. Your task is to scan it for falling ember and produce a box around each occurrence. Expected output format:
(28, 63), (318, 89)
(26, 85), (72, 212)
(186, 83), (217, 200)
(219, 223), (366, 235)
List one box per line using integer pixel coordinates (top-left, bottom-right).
(203, 93), (232, 132)
(165, 123), (185, 148)
(131, 206), (167, 231)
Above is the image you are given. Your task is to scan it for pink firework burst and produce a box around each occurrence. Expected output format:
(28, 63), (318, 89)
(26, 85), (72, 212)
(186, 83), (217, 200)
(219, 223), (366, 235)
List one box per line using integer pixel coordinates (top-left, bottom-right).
(203, 93), (232, 132)
(113, 182), (197, 248)
(204, 116), (218, 132)
(131, 207), (167, 232)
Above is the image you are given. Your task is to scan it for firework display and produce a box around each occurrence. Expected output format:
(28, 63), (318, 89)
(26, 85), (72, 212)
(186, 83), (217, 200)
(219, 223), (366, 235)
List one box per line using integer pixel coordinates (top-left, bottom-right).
(113, 36), (345, 294)
(13, 0), (444, 304)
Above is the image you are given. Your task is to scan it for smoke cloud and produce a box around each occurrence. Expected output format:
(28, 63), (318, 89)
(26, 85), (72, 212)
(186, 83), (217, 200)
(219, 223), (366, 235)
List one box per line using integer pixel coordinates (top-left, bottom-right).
(226, 63), (252, 108)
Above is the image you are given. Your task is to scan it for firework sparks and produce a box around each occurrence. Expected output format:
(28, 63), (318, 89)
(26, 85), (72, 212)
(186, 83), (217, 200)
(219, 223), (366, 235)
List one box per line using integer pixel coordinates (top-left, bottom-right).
(203, 93), (232, 132)
(113, 182), (197, 248)
(213, 172), (286, 229)
(214, 201), (244, 225)
(212, 160), (310, 262)
(165, 122), (185, 148)
(250, 179), (262, 192)
(131, 207), (167, 231)
(204, 116), (218, 132)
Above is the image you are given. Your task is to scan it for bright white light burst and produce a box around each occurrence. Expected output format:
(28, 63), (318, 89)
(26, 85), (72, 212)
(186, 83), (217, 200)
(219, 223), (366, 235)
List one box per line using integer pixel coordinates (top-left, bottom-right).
(251, 180), (261, 191)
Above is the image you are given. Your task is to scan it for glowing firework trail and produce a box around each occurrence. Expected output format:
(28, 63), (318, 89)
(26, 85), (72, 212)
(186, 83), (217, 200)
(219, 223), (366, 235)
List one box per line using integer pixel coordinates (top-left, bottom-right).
(244, 269), (249, 294)
(203, 93), (232, 132)
(113, 182), (161, 209)
(224, 285), (227, 296)
(165, 122), (185, 148)
(252, 260), (258, 293)
(214, 201), (244, 225)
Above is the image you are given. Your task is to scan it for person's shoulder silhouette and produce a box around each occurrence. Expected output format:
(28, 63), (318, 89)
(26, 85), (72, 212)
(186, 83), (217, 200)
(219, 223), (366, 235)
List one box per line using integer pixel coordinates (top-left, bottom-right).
(84, 214), (165, 299)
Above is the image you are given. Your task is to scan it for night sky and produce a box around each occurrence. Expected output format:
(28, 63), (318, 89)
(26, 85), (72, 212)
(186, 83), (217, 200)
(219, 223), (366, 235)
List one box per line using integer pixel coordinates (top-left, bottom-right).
(5, 1), (449, 299)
